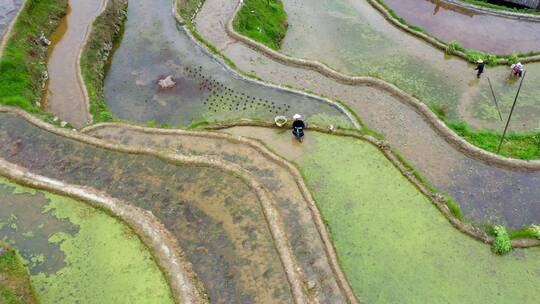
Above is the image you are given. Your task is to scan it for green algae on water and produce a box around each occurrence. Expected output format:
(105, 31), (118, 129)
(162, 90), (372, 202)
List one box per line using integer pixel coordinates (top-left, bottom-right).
(0, 177), (174, 304)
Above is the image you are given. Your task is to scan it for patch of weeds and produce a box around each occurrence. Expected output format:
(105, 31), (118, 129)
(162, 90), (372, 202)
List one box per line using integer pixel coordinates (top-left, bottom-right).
(509, 225), (540, 240)
(146, 119), (158, 127)
(491, 225), (512, 255)
(0, 244), (36, 304)
(0, 0), (68, 112)
(448, 120), (540, 160)
(187, 119), (209, 130)
(233, 0), (288, 50)
(445, 197), (464, 220)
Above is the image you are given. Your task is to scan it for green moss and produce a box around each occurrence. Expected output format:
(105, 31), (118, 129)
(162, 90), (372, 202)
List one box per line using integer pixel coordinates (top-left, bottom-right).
(80, 0), (128, 123)
(0, 0), (68, 111)
(295, 132), (540, 303)
(233, 0), (288, 50)
(0, 178), (174, 304)
(0, 245), (36, 304)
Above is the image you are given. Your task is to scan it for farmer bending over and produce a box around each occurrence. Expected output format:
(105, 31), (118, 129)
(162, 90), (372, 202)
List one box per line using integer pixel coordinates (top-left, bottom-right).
(292, 114), (306, 142)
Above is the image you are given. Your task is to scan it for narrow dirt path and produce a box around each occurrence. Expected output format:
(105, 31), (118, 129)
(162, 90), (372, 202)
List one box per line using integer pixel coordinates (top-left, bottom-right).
(43, 0), (106, 128)
(83, 123), (357, 303)
(194, 0), (540, 229)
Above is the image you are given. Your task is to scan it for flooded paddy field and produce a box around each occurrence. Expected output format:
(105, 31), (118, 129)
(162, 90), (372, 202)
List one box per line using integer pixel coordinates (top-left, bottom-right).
(280, 0), (540, 132)
(384, 0), (540, 55)
(0, 112), (293, 303)
(104, 0), (351, 128)
(222, 126), (540, 303)
(86, 125), (349, 302)
(0, 177), (173, 303)
(0, 0), (24, 41)
(196, 0), (540, 229)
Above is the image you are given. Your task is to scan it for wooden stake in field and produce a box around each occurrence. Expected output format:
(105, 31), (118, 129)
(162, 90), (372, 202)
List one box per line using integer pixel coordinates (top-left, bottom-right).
(497, 71), (526, 154)
(487, 77), (503, 121)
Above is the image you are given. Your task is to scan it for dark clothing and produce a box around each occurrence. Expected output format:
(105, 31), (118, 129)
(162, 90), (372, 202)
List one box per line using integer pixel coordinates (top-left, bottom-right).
(475, 63), (485, 78)
(292, 120), (305, 138)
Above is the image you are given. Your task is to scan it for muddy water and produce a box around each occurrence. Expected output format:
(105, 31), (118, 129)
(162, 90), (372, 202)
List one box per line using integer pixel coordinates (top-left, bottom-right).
(0, 182), (78, 276)
(280, 0), (540, 132)
(0, 0), (24, 43)
(384, 0), (540, 54)
(195, 0), (540, 228)
(104, 0), (351, 128)
(0, 112), (293, 303)
(44, 0), (106, 128)
(86, 125), (348, 303)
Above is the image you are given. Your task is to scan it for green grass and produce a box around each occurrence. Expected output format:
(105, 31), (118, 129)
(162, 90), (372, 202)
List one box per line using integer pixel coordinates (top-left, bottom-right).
(492, 225), (512, 255)
(448, 120), (540, 160)
(233, 0), (288, 50)
(0, 245), (36, 304)
(291, 132), (540, 303)
(0, 0), (67, 111)
(80, 0), (128, 123)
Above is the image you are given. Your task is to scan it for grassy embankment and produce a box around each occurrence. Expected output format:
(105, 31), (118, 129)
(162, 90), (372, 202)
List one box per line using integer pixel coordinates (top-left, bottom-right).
(0, 244), (36, 304)
(284, 131), (540, 303)
(80, 0), (128, 122)
(233, 0), (288, 50)
(0, 0), (67, 112)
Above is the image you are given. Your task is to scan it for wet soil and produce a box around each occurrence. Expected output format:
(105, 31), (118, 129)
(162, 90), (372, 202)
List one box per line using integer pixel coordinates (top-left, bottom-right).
(385, 0), (540, 54)
(43, 0), (106, 127)
(195, 0), (540, 229)
(0, 112), (293, 304)
(85, 125), (348, 303)
(0, 0), (24, 42)
(104, 0), (350, 128)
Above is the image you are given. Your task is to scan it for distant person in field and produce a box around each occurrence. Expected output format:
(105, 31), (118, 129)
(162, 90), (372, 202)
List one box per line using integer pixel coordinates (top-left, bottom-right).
(511, 62), (524, 77)
(292, 114), (305, 142)
(475, 59), (485, 78)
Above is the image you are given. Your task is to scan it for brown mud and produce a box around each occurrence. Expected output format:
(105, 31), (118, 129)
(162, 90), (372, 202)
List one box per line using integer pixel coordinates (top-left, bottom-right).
(83, 122), (356, 303)
(0, 111), (293, 304)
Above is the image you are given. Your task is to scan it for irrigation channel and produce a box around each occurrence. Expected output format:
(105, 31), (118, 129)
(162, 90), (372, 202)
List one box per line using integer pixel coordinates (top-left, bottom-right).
(103, 0), (352, 128)
(195, 0), (540, 229)
(42, 0), (106, 127)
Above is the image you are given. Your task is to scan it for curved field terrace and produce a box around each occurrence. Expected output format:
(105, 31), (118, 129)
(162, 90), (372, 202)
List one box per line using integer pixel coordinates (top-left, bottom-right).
(1, 0), (540, 302)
